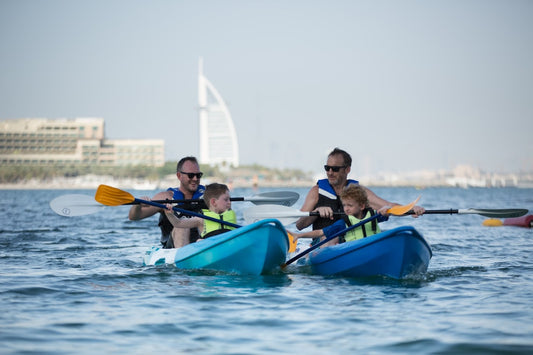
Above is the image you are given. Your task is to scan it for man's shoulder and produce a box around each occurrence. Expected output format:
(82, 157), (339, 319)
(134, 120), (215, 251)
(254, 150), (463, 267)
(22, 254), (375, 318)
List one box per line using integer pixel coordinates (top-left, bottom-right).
(307, 184), (320, 195)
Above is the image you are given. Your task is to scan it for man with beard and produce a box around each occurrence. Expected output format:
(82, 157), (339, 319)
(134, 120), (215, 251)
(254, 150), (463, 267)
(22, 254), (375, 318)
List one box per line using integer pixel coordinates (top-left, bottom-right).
(129, 156), (205, 248)
(296, 148), (425, 245)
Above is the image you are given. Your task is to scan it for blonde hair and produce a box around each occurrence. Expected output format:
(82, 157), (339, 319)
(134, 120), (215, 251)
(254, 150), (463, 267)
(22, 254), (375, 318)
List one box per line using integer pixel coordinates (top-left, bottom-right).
(203, 183), (229, 208)
(340, 184), (369, 206)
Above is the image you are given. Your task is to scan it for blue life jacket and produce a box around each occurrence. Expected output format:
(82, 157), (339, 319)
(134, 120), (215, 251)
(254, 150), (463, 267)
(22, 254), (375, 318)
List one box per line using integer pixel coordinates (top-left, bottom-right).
(311, 178), (358, 245)
(159, 185), (205, 248)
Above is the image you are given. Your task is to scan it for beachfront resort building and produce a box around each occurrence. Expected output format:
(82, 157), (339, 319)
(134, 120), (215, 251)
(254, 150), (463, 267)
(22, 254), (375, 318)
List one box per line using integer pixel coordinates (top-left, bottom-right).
(0, 117), (165, 167)
(198, 57), (239, 168)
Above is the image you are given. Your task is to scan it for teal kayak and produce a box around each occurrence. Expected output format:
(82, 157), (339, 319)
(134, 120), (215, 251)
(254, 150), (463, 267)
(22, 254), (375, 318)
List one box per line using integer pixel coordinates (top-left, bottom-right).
(143, 219), (289, 275)
(308, 226), (432, 279)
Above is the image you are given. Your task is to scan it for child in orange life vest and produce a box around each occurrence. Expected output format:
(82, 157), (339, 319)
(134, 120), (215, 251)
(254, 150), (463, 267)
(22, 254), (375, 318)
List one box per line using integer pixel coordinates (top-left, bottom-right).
(164, 183), (237, 240)
(290, 184), (389, 247)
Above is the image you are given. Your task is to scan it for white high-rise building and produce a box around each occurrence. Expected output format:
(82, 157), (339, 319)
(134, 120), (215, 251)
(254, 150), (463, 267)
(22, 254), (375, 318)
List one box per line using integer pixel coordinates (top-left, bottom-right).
(198, 57), (239, 168)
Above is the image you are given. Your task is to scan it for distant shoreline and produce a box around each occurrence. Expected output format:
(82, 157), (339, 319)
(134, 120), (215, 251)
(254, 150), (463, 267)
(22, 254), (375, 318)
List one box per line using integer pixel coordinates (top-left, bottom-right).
(0, 176), (316, 190)
(1, 175), (532, 190)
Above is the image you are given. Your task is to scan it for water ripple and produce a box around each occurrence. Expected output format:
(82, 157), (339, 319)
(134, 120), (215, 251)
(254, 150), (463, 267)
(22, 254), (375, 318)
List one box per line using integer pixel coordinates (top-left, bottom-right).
(1, 187), (532, 354)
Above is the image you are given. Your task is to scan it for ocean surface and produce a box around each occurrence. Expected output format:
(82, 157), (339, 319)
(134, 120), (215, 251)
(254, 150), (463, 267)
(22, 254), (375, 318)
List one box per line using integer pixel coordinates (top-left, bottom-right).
(1, 187), (532, 354)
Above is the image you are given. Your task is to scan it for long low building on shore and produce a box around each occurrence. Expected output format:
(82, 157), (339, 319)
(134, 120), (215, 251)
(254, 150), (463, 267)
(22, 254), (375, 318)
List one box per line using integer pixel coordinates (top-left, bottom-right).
(0, 117), (164, 167)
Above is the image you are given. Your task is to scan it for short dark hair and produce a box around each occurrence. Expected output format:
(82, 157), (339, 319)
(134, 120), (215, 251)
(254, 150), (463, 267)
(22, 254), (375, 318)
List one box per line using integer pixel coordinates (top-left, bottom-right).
(328, 148), (352, 167)
(203, 183), (229, 208)
(176, 156), (199, 172)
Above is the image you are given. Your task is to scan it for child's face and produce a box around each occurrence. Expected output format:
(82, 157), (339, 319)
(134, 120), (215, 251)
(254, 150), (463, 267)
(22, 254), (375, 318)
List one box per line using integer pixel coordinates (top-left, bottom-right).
(211, 191), (232, 214)
(342, 197), (365, 218)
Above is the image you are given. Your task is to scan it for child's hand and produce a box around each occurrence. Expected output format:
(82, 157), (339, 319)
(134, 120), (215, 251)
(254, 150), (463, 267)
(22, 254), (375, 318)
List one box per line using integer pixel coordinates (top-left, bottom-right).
(165, 203), (174, 212)
(288, 231), (301, 240)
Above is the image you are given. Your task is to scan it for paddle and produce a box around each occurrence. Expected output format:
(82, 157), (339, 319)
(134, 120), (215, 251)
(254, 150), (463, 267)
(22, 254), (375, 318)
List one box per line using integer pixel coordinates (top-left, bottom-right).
(282, 198), (420, 267)
(244, 204), (345, 225)
(244, 196), (420, 225)
(95, 184), (241, 228)
(404, 208), (528, 218)
(50, 189), (299, 217)
(95, 184), (298, 246)
(94, 184), (299, 252)
(50, 194), (107, 217)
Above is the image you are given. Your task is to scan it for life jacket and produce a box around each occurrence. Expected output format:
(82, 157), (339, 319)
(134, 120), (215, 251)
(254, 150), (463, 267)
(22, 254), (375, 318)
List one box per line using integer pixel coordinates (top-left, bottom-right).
(159, 185), (206, 248)
(311, 178), (358, 245)
(201, 209), (237, 239)
(339, 208), (380, 243)
(312, 178), (359, 230)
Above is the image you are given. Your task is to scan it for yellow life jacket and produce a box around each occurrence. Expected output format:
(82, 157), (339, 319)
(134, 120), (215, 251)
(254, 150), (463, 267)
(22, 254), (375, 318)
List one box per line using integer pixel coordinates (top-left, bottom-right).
(343, 209), (381, 242)
(201, 209), (237, 239)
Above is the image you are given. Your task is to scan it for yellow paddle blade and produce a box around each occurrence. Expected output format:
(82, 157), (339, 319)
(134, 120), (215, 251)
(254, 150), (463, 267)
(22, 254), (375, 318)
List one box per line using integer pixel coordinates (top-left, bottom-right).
(482, 218), (503, 227)
(287, 232), (297, 253)
(387, 196), (421, 216)
(94, 184), (136, 206)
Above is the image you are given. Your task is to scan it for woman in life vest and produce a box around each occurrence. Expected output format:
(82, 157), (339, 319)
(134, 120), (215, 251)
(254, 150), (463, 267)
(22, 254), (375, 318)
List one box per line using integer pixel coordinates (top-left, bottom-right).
(290, 184), (389, 247)
(164, 183), (237, 241)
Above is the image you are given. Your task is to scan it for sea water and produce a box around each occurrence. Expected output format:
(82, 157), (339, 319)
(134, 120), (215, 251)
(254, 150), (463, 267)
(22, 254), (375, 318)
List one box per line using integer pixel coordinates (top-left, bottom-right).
(0, 187), (532, 354)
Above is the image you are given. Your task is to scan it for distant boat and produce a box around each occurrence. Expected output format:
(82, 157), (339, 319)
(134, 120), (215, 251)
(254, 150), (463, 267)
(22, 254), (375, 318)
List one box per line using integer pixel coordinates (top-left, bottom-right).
(504, 214), (532, 228)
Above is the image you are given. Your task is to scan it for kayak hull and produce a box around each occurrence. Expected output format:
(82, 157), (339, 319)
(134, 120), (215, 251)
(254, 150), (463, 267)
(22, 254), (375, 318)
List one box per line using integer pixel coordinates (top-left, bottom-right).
(143, 219), (289, 275)
(308, 226), (432, 279)
(504, 214), (532, 228)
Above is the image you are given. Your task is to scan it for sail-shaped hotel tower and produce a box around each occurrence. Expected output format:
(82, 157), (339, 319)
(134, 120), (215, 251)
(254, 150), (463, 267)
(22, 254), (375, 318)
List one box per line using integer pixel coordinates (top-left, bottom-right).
(198, 58), (239, 168)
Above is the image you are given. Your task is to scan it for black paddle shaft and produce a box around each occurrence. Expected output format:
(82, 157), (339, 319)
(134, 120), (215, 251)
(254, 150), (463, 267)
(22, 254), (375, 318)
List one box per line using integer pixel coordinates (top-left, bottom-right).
(125, 199), (207, 209)
(405, 209), (458, 215)
(405, 208), (528, 218)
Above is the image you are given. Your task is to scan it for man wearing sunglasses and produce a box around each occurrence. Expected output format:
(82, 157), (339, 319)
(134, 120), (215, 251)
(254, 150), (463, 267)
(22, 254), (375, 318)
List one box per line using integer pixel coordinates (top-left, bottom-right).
(129, 156), (206, 248)
(296, 147), (424, 245)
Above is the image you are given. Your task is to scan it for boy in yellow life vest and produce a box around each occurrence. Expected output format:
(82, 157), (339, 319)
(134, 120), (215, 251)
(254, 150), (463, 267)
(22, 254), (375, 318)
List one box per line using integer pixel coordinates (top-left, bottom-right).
(164, 183), (237, 240)
(290, 184), (389, 247)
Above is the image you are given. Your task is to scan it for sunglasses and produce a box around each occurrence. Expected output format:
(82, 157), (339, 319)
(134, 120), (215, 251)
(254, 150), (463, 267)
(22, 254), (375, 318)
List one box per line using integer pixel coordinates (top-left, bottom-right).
(324, 165), (346, 172)
(180, 171), (203, 179)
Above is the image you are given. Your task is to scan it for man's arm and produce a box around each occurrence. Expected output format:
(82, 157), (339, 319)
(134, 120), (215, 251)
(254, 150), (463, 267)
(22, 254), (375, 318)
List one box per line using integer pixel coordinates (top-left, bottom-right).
(128, 190), (171, 220)
(295, 185), (319, 230)
(363, 186), (397, 211)
(364, 185), (425, 216)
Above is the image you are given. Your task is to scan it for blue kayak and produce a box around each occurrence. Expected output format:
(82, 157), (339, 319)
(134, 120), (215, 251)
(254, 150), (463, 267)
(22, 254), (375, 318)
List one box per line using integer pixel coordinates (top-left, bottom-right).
(143, 219), (289, 275)
(308, 226), (432, 279)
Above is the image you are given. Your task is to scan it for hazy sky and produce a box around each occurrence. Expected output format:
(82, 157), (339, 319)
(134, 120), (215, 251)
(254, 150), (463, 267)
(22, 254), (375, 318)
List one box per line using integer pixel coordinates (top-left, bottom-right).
(1, 0), (532, 176)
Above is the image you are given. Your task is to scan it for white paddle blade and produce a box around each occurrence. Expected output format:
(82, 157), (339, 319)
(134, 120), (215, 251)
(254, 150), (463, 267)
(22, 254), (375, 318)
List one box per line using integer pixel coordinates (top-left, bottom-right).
(458, 208), (529, 218)
(243, 204), (308, 225)
(50, 194), (104, 217)
(248, 191), (300, 206)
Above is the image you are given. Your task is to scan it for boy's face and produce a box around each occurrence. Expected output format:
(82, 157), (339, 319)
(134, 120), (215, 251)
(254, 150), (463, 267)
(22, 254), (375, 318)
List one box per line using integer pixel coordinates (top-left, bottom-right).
(211, 190), (232, 214)
(342, 197), (365, 218)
